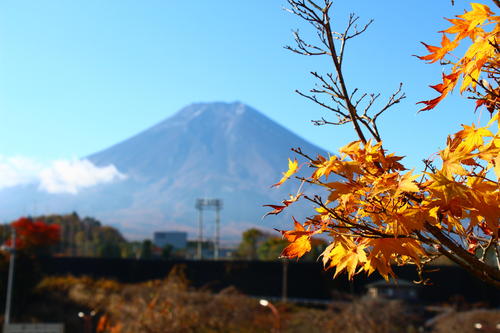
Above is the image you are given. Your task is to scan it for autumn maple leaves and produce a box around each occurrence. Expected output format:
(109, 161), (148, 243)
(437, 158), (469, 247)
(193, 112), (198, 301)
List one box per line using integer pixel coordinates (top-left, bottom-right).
(270, 140), (432, 280)
(418, 3), (499, 111)
(268, 2), (500, 286)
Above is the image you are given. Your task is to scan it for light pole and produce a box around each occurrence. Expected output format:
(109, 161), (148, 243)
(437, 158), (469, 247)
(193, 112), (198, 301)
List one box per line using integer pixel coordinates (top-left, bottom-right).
(78, 310), (96, 333)
(259, 299), (280, 333)
(4, 228), (16, 325)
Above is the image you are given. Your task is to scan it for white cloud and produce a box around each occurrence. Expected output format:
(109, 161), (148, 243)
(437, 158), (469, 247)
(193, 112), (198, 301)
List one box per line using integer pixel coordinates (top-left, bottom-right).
(39, 159), (127, 194)
(0, 156), (126, 194)
(0, 156), (42, 189)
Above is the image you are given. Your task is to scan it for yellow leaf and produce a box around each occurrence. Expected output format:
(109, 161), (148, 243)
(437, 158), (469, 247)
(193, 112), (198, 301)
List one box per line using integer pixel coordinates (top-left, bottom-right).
(272, 158), (299, 187)
(459, 3), (495, 30)
(313, 155), (340, 180)
(363, 256), (395, 281)
(487, 112), (499, 129)
(440, 146), (469, 176)
(326, 181), (358, 201)
(428, 171), (469, 203)
(456, 124), (493, 153)
(429, 206), (440, 222)
(322, 241), (367, 280)
(396, 170), (420, 195)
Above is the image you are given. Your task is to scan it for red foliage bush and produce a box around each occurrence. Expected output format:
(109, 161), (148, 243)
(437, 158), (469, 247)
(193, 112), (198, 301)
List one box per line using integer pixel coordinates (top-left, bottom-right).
(6, 217), (60, 254)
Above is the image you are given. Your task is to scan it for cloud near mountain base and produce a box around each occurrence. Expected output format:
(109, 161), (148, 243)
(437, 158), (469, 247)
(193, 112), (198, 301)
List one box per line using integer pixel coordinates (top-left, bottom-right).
(0, 156), (43, 188)
(0, 156), (126, 194)
(39, 159), (126, 194)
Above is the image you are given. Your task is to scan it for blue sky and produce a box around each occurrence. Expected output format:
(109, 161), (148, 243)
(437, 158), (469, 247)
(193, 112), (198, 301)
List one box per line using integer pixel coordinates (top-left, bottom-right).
(0, 0), (491, 183)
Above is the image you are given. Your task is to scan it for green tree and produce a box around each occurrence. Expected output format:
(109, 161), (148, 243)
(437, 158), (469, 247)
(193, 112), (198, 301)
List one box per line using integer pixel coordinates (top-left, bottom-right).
(161, 244), (174, 259)
(98, 242), (122, 258)
(236, 228), (267, 260)
(140, 239), (153, 259)
(257, 237), (287, 261)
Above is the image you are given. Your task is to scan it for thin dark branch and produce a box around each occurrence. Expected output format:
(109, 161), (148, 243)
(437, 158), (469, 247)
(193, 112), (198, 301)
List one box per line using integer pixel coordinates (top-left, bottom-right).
(295, 90), (349, 118)
(291, 147), (316, 162)
(373, 83), (406, 122)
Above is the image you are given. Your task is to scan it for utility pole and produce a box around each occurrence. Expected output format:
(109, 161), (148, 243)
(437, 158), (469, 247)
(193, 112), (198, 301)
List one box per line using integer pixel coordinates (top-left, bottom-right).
(4, 228), (16, 325)
(281, 258), (288, 303)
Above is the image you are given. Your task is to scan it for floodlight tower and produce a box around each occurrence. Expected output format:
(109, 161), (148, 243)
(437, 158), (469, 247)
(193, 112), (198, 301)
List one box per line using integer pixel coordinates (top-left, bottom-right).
(195, 198), (223, 260)
(195, 199), (205, 260)
(212, 199), (222, 260)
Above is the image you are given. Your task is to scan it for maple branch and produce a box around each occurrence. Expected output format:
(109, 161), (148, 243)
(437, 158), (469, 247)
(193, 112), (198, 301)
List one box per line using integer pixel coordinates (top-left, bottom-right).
(437, 246), (500, 288)
(361, 93), (380, 118)
(338, 13), (373, 66)
(285, 30), (329, 56)
(424, 222), (500, 284)
(286, 0), (407, 146)
(312, 116), (350, 126)
(492, 0), (500, 9)
(305, 194), (420, 241)
(322, 15), (368, 144)
(287, 0), (370, 144)
(481, 237), (495, 262)
(372, 83), (406, 123)
(495, 243), (500, 270)
(291, 147), (316, 162)
(356, 115), (381, 142)
(276, 0), (500, 288)
(297, 89), (349, 119)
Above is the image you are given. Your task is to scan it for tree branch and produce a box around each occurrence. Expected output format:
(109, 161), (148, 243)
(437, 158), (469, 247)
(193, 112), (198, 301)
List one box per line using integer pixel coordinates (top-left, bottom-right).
(425, 222), (500, 282)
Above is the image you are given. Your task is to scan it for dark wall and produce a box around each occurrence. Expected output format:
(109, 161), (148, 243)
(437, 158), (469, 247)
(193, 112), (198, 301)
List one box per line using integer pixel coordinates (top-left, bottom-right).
(38, 257), (499, 305)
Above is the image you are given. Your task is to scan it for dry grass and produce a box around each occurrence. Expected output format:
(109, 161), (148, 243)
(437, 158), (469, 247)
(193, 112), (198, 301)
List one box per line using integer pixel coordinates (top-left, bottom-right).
(431, 309), (500, 333)
(33, 267), (425, 333)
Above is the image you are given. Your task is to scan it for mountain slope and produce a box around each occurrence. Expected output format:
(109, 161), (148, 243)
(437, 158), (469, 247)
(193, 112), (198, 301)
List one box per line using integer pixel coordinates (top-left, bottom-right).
(0, 102), (331, 240)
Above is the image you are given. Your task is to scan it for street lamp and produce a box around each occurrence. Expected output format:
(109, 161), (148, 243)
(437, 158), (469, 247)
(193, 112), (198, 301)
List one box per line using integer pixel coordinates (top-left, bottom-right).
(78, 310), (96, 333)
(3, 228), (16, 325)
(259, 299), (280, 333)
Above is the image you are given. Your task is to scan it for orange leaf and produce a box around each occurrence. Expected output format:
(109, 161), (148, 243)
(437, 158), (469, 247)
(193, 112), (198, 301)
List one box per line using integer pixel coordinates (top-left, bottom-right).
(263, 193), (302, 217)
(417, 34), (459, 63)
(418, 72), (459, 111)
(281, 235), (311, 258)
(279, 218), (316, 258)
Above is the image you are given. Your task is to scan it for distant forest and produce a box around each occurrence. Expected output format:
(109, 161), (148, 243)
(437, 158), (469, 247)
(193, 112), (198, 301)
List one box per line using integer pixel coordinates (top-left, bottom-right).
(0, 213), (133, 258)
(0, 214), (330, 262)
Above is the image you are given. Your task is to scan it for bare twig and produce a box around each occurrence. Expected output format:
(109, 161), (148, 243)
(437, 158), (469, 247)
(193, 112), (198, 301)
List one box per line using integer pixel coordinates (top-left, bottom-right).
(286, 0), (405, 144)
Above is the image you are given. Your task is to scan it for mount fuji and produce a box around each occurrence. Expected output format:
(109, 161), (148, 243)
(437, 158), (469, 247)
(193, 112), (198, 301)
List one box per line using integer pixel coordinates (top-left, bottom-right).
(0, 102), (330, 240)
